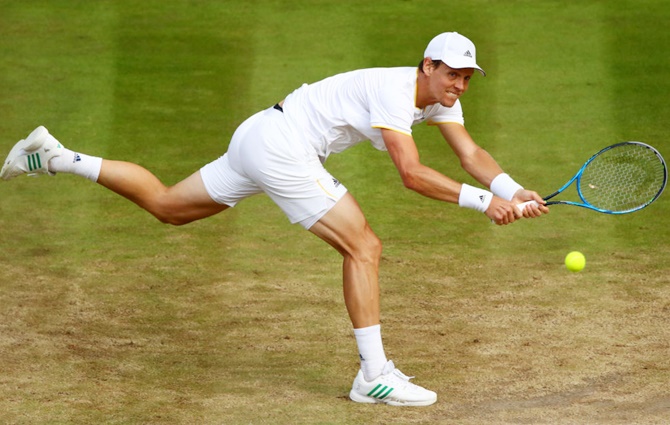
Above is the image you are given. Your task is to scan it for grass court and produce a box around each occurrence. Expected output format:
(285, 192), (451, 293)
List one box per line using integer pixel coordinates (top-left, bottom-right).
(0, 0), (669, 423)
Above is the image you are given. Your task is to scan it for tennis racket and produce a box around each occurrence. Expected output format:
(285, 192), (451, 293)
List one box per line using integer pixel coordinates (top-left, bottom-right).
(518, 141), (667, 214)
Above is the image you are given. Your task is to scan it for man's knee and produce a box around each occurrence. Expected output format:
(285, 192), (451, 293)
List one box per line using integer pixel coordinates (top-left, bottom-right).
(152, 209), (191, 226)
(148, 194), (193, 226)
(353, 227), (383, 264)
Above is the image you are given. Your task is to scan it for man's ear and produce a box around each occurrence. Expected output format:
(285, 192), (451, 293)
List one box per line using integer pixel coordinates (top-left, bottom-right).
(422, 57), (436, 76)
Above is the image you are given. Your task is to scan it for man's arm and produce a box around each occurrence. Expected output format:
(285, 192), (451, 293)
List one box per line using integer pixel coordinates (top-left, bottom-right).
(381, 128), (461, 203)
(437, 122), (504, 188)
(381, 128), (524, 224)
(437, 122), (549, 217)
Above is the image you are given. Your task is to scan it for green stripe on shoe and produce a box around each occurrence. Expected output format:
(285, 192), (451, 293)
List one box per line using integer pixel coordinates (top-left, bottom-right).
(27, 153), (42, 171)
(378, 387), (394, 399)
(367, 384), (394, 399)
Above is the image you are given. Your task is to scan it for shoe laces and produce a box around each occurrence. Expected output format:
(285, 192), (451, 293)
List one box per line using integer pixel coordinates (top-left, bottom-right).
(382, 360), (409, 378)
(381, 360), (425, 392)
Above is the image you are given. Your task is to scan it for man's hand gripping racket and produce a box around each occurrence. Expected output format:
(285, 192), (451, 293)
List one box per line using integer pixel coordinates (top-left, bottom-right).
(517, 142), (667, 215)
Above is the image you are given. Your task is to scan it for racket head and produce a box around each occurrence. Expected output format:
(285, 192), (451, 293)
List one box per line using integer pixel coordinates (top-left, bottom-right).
(572, 142), (667, 214)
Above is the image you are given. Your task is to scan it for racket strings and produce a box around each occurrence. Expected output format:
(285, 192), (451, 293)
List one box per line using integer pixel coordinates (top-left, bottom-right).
(578, 143), (666, 212)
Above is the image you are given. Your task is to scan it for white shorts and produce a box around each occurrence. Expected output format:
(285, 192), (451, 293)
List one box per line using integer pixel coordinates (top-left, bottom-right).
(200, 106), (348, 229)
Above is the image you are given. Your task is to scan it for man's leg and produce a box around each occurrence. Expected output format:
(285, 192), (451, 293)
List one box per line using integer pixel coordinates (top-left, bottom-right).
(1, 126), (227, 225)
(97, 160), (228, 225)
(308, 193), (381, 329)
(308, 193), (437, 406)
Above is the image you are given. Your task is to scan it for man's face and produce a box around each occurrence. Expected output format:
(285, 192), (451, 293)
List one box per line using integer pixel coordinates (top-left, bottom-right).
(426, 63), (474, 108)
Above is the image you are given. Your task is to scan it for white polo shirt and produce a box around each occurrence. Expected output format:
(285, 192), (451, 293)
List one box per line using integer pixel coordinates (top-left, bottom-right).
(282, 67), (465, 159)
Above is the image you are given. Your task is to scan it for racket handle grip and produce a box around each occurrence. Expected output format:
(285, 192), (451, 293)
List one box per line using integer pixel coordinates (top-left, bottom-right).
(517, 200), (539, 212)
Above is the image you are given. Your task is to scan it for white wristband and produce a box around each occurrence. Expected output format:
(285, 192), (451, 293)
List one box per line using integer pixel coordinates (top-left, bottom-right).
(490, 173), (523, 201)
(459, 184), (493, 213)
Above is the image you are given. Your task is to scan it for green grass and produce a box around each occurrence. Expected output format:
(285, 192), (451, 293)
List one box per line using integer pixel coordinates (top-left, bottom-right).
(1, 0), (669, 424)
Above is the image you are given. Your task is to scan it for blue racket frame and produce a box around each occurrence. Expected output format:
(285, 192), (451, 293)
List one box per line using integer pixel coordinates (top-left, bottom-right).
(542, 142), (667, 214)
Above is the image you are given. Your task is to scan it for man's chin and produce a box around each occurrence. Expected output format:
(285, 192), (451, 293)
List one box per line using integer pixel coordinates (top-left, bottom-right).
(440, 98), (458, 108)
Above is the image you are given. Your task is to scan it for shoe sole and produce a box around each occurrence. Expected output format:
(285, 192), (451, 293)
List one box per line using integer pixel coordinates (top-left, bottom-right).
(349, 390), (437, 406)
(24, 126), (49, 152)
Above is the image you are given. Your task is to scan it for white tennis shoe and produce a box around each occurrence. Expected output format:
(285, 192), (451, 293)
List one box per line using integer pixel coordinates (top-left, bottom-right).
(349, 360), (437, 406)
(1, 126), (64, 180)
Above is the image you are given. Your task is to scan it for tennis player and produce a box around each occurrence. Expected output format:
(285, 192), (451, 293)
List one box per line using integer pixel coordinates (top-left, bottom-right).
(1, 32), (548, 406)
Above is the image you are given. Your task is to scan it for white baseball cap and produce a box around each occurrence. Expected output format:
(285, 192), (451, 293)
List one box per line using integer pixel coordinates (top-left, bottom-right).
(423, 32), (486, 76)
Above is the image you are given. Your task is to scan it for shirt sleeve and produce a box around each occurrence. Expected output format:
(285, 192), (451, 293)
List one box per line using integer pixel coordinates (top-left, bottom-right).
(368, 75), (415, 137)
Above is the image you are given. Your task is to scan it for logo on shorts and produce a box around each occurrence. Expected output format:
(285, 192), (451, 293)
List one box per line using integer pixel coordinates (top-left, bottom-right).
(332, 178), (341, 187)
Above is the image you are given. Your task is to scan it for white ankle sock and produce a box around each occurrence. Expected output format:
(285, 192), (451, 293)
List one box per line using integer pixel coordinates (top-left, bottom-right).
(49, 148), (103, 182)
(353, 324), (388, 381)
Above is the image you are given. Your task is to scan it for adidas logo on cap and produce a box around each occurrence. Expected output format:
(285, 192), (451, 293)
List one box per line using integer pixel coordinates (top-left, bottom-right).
(464, 50), (472, 58)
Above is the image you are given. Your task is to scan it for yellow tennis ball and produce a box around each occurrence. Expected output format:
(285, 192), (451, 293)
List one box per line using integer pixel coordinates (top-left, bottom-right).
(565, 251), (586, 272)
